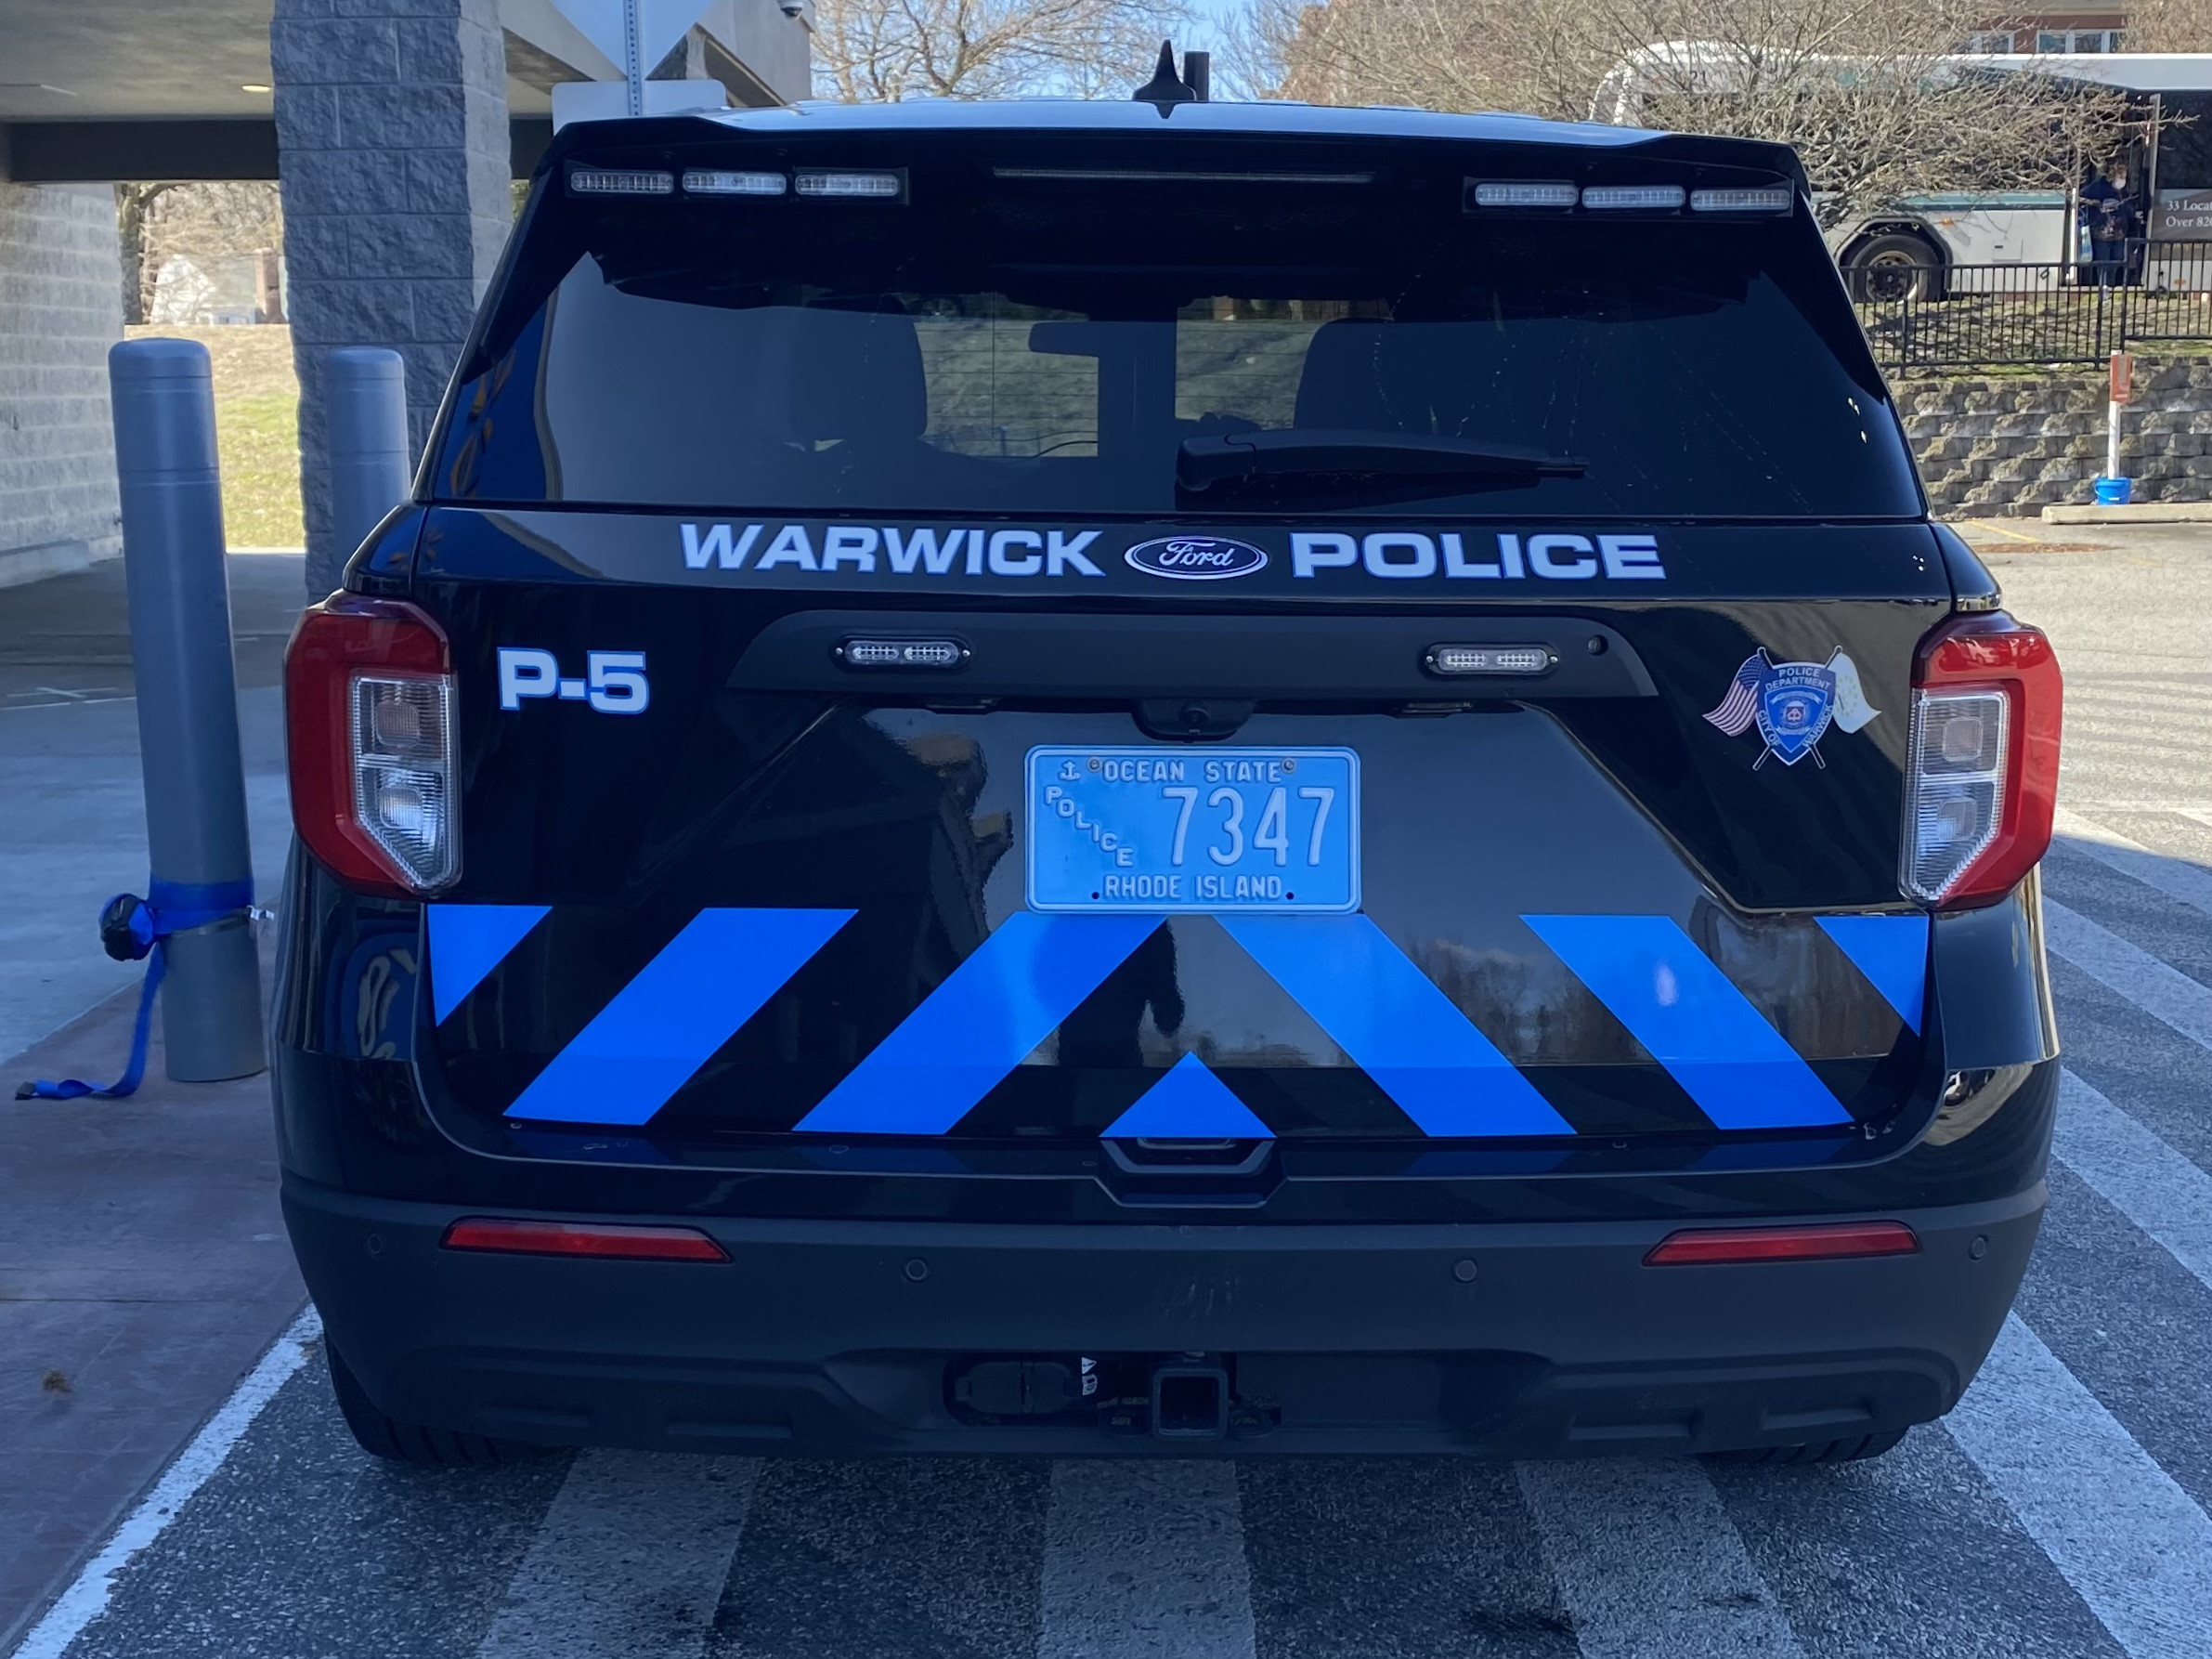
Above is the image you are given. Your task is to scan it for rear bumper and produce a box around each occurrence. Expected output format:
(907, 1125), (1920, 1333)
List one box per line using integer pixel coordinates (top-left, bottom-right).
(285, 1176), (2044, 1457)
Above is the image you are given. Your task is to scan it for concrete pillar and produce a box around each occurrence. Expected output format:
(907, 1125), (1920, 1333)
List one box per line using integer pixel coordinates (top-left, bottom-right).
(270, 0), (513, 596)
(0, 183), (124, 590)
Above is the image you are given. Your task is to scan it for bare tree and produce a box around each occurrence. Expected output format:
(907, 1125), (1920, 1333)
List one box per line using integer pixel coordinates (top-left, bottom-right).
(2121, 0), (2212, 51)
(812, 0), (1192, 101)
(1243, 0), (2135, 227)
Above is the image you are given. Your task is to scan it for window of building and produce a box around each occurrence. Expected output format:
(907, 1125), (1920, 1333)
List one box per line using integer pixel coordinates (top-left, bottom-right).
(2035, 28), (2123, 51)
(1965, 30), (2018, 51)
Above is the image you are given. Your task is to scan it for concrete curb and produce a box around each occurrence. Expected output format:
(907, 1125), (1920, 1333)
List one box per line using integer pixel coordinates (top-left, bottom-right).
(2040, 502), (2212, 524)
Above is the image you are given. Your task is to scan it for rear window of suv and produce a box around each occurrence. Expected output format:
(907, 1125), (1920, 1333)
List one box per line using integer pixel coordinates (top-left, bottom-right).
(434, 132), (1922, 519)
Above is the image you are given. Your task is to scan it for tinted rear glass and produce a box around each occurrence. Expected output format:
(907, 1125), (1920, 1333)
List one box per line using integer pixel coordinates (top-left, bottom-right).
(435, 132), (1920, 518)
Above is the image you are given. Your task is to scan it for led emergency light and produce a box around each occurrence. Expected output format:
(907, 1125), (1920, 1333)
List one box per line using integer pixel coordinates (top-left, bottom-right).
(566, 167), (674, 196)
(1469, 181), (1579, 209)
(1691, 187), (1794, 214)
(1424, 645), (1555, 676)
(1900, 612), (2062, 907)
(683, 169), (787, 196)
(1581, 185), (1686, 211)
(837, 637), (968, 668)
(794, 170), (904, 199)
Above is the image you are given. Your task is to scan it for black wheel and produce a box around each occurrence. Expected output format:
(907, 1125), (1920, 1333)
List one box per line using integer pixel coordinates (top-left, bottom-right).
(1847, 235), (1941, 303)
(1707, 1427), (1909, 1467)
(325, 1341), (544, 1468)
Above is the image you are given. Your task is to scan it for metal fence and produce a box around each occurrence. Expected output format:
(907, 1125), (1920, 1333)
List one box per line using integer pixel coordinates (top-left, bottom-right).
(1853, 242), (2212, 372)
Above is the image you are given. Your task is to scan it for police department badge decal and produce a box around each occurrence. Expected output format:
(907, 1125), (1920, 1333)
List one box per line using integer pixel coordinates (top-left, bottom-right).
(1703, 648), (1880, 769)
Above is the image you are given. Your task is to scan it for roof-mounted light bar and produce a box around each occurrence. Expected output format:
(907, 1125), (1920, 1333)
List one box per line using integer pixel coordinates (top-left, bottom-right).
(794, 169), (905, 200)
(683, 168), (787, 196)
(566, 166), (674, 197)
(996, 167), (1375, 185)
(1468, 180), (1578, 209)
(1691, 187), (1794, 214)
(1581, 184), (1687, 211)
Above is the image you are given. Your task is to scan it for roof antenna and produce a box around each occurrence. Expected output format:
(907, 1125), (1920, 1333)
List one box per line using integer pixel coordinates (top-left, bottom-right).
(1133, 40), (1199, 114)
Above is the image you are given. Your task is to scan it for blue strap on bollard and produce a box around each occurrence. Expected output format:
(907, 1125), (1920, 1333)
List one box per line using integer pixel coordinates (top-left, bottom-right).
(15, 878), (253, 1101)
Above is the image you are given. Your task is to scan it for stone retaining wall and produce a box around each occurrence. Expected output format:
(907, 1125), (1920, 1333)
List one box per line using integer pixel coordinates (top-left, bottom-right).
(1896, 357), (2212, 516)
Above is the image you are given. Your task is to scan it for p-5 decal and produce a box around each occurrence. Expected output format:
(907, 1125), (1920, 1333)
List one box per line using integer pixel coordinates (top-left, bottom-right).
(498, 647), (650, 714)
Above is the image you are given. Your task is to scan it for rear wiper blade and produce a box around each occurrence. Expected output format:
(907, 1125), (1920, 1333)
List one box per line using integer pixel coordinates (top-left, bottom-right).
(1178, 429), (1586, 490)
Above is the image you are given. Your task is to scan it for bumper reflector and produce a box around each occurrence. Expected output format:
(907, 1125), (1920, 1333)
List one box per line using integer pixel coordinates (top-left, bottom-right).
(441, 1218), (729, 1262)
(1644, 1220), (1919, 1266)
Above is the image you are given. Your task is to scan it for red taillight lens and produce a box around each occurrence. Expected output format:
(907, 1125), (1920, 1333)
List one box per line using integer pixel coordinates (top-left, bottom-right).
(1901, 611), (2062, 909)
(1644, 1221), (1919, 1266)
(284, 596), (458, 896)
(440, 1217), (730, 1261)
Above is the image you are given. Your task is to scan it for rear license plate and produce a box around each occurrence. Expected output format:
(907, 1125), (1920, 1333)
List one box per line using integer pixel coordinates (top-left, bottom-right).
(1025, 746), (1360, 914)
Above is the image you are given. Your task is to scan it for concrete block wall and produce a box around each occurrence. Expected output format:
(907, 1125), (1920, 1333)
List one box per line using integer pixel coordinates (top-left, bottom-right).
(0, 184), (124, 588)
(1898, 358), (2212, 516)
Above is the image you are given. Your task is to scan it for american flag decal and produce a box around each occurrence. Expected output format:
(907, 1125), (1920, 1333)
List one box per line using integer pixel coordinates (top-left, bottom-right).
(1703, 651), (1770, 737)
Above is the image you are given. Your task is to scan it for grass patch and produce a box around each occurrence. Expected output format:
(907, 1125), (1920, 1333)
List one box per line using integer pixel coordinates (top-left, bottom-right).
(124, 322), (302, 547)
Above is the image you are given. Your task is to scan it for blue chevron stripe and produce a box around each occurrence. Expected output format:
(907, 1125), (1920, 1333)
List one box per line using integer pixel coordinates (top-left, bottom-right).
(794, 911), (1163, 1135)
(1221, 914), (1573, 1137)
(1816, 914), (1930, 1034)
(505, 907), (853, 1126)
(1102, 1052), (1274, 1139)
(1520, 914), (1851, 1130)
(425, 904), (549, 1022)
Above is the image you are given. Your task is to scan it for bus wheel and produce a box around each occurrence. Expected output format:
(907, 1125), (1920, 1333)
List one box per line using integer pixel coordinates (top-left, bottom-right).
(1848, 234), (1941, 302)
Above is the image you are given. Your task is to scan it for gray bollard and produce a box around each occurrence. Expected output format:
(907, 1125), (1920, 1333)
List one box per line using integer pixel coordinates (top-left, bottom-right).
(108, 339), (265, 1084)
(325, 348), (410, 573)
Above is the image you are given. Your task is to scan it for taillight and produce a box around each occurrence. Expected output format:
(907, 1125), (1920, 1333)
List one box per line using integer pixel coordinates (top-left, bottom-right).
(284, 596), (459, 896)
(1901, 611), (2062, 909)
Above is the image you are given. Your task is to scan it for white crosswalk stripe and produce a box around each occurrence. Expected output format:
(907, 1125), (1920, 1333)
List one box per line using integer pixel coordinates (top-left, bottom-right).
(2054, 807), (2212, 919)
(1516, 1460), (1805, 1659)
(2042, 896), (2212, 1052)
(1944, 1316), (2212, 1659)
(1035, 1461), (1255, 1659)
(2052, 1068), (2212, 1295)
(475, 1452), (760, 1659)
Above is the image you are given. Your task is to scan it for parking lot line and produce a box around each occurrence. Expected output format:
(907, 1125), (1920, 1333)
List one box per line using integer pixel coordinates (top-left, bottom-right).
(1036, 1460), (1256, 1659)
(2051, 1069), (2212, 1295)
(1516, 1458), (1806, 1659)
(8, 1306), (319, 1659)
(1945, 1315), (2212, 1659)
(2054, 809), (2212, 920)
(474, 1451), (760, 1659)
(2042, 897), (2212, 1053)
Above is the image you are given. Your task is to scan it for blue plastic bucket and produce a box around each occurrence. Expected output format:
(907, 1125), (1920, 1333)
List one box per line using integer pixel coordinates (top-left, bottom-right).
(2092, 476), (2134, 506)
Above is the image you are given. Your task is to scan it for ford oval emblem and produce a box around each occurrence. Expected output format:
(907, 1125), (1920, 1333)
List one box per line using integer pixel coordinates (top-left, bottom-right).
(1124, 535), (1269, 581)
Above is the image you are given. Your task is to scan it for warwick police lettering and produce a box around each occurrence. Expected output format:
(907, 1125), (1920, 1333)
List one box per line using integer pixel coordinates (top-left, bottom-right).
(675, 524), (1666, 582)
(1288, 531), (1665, 581)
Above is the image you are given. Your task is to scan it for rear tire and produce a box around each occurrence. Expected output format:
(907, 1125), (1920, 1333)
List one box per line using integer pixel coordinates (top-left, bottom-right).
(326, 1341), (544, 1468)
(1707, 1427), (1909, 1467)
(1846, 235), (1941, 303)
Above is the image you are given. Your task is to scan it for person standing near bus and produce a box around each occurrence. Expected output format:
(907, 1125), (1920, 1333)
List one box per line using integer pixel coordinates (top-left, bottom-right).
(2082, 163), (2134, 286)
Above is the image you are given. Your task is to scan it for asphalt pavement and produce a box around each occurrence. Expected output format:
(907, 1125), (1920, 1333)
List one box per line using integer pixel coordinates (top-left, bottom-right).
(7, 524), (2211, 1659)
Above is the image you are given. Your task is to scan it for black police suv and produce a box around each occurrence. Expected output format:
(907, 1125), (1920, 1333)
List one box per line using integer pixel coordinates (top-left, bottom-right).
(277, 94), (2063, 1464)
